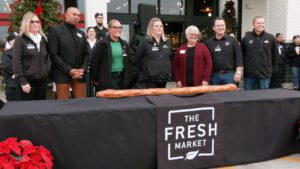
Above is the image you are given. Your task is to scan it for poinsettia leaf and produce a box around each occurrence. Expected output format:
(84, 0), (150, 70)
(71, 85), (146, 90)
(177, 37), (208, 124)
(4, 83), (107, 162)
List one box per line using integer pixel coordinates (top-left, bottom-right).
(185, 150), (199, 160)
(0, 143), (11, 154)
(19, 140), (33, 148)
(28, 164), (40, 169)
(20, 155), (31, 162)
(8, 142), (21, 156)
(3, 160), (15, 169)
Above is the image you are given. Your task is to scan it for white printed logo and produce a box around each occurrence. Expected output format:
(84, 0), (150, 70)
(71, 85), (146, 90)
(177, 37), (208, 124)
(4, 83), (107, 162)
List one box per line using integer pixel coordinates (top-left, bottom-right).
(165, 107), (217, 161)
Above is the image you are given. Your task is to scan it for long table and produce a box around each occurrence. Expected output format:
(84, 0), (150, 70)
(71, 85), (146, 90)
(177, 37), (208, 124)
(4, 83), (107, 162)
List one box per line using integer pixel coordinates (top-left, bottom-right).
(0, 89), (300, 169)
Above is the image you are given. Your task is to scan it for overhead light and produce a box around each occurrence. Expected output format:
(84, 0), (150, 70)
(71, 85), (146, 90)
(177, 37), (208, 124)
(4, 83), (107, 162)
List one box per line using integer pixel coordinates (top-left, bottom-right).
(208, 12), (212, 17)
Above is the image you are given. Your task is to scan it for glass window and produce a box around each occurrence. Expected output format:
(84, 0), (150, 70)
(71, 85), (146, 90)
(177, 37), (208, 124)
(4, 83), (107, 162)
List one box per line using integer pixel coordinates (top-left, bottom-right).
(131, 0), (157, 14)
(58, 0), (65, 13)
(0, 0), (13, 13)
(77, 0), (84, 13)
(160, 0), (185, 15)
(194, 0), (214, 17)
(219, 0), (238, 18)
(219, 0), (239, 34)
(108, 0), (129, 13)
(121, 24), (130, 42)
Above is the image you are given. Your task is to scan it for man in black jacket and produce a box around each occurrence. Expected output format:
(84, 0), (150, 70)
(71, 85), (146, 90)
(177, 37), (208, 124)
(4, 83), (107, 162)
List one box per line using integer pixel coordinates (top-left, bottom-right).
(48, 7), (88, 99)
(241, 16), (279, 90)
(270, 33), (288, 88)
(1, 33), (21, 101)
(94, 13), (108, 41)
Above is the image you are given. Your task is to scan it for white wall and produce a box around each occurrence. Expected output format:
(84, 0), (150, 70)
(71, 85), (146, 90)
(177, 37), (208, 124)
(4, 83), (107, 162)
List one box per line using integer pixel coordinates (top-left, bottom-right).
(286, 0), (300, 41)
(242, 0), (300, 41)
(267, 0), (288, 37)
(242, 0), (268, 36)
(84, 0), (107, 29)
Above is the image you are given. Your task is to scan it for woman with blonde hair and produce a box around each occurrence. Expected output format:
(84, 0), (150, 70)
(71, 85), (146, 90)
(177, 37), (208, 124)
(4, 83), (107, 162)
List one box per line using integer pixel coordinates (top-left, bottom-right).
(12, 12), (50, 100)
(135, 17), (173, 88)
(173, 25), (212, 87)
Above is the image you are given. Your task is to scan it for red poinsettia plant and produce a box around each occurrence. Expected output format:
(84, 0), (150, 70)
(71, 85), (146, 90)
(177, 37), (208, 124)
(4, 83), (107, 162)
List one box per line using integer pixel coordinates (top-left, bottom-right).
(0, 137), (54, 169)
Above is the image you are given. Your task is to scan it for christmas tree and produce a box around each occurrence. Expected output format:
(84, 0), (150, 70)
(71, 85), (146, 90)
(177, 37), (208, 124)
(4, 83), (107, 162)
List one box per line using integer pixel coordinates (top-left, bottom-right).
(222, 0), (236, 34)
(9, 0), (62, 34)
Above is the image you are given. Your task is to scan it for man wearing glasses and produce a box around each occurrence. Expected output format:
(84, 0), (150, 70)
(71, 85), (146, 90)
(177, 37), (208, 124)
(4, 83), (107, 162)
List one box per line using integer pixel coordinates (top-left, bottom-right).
(90, 19), (131, 92)
(48, 7), (88, 99)
(205, 17), (243, 85)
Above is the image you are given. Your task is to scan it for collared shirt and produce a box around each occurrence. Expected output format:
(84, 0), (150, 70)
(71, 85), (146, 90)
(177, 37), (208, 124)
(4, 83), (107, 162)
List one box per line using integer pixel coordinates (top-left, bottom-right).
(205, 35), (243, 72)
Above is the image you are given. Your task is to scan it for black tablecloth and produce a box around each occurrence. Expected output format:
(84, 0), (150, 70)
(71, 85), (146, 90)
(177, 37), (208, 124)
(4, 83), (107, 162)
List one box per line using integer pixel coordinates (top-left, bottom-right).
(0, 89), (300, 169)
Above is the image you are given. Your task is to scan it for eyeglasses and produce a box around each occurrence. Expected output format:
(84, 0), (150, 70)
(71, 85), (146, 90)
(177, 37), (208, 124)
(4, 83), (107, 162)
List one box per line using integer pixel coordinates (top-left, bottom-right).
(30, 20), (40, 24)
(110, 26), (123, 30)
(188, 33), (199, 37)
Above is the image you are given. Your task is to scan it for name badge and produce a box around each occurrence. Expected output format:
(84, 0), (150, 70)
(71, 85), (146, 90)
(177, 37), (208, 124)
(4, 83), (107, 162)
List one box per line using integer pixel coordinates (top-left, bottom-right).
(163, 45), (169, 49)
(123, 53), (127, 57)
(152, 47), (159, 51)
(77, 33), (82, 38)
(180, 50), (186, 54)
(264, 40), (269, 43)
(27, 44), (35, 49)
(225, 42), (230, 46)
(249, 40), (253, 44)
(214, 45), (221, 52)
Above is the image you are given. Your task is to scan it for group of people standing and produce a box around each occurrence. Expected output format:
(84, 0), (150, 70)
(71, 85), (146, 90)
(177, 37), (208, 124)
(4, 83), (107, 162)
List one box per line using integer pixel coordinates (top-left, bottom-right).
(1, 7), (298, 102)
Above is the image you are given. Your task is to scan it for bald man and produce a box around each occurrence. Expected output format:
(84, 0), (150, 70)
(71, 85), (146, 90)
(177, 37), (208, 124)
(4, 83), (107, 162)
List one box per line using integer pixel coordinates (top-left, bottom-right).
(48, 7), (89, 99)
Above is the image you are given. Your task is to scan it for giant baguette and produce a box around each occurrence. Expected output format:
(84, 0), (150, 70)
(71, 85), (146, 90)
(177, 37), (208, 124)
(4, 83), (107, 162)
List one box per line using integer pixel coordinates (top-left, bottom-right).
(96, 84), (237, 98)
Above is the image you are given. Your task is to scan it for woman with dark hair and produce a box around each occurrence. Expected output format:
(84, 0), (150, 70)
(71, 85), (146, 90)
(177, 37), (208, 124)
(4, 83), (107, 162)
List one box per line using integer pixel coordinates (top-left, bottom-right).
(86, 26), (99, 96)
(12, 12), (50, 100)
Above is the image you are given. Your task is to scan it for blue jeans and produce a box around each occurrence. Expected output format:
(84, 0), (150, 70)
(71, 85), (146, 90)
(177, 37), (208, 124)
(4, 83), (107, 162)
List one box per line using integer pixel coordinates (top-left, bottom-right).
(210, 71), (235, 85)
(244, 77), (270, 90)
(291, 66), (300, 89)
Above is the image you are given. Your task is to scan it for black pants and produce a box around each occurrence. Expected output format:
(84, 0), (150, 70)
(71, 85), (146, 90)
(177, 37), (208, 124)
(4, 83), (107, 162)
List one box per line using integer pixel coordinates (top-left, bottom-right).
(5, 86), (21, 101)
(111, 72), (124, 89)
(86, 73), (95, 97)
(270, 65), (285, 88)
(18, 79), (48, 100)
(136, 80), (167, 89)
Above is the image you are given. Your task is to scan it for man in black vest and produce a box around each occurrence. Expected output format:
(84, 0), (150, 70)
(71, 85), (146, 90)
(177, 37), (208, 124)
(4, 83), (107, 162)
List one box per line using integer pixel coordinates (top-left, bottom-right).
(94, 13), (108, 41)
(48, 7), (88, 99)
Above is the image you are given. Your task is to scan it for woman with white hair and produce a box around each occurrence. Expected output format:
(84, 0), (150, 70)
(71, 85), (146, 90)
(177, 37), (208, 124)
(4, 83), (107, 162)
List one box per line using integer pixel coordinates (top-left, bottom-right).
(135, 17), (173, 88)
(173, 25), (212, 87)
(12, 12), (50, 100)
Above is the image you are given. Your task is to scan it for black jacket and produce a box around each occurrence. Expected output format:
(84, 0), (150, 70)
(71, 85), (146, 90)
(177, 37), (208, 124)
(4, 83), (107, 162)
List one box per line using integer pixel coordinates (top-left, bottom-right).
(90, 36), (131, 90)
(94, 26), (108, 41)
(1, 49), (18, 87)
(48, 22), (89, 83)
(241, 30), (279, 78)
(12, 35), (49, 85)
(135, 37), (173, 82)
(287, 44), (300, 66)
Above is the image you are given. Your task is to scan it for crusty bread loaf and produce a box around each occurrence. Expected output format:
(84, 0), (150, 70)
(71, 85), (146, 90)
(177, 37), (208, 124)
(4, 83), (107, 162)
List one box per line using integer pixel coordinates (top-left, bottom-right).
(96, 84), (237, 98)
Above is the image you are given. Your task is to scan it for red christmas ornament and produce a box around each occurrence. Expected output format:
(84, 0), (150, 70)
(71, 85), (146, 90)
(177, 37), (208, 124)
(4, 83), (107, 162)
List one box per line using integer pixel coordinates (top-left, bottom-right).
(35, 0), (43, 16)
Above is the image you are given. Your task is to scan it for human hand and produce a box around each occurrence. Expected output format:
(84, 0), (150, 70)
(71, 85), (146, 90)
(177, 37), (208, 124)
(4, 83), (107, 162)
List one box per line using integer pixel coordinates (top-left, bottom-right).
(176, 81), (182, 88)
(22, 83), (31, 93)
(202, 81), (208, 86)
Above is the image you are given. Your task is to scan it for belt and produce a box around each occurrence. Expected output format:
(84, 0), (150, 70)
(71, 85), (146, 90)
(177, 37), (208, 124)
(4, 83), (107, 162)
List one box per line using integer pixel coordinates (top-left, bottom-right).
(111, 71), (123, 75)
(214, 70), (234, 74)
